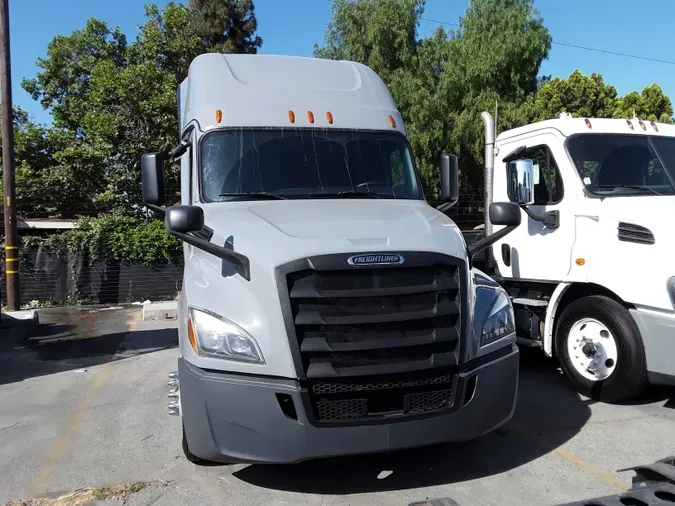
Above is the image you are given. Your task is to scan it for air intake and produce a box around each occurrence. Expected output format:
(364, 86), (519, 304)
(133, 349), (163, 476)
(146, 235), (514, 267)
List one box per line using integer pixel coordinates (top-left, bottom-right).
(618, 222), (655, 245)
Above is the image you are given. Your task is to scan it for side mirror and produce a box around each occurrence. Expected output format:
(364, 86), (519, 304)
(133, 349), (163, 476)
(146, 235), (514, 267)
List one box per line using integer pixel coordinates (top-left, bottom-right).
(141, 152), (165, 206)
(507, 159), (534, 205)
(490, 202), (521, 227)
(166, 205), (204, 234)
(438, 154), (459, 210)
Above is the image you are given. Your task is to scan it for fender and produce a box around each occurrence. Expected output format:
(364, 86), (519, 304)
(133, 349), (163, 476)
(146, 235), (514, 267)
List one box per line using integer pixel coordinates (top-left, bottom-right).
(543, 282), (572, 356)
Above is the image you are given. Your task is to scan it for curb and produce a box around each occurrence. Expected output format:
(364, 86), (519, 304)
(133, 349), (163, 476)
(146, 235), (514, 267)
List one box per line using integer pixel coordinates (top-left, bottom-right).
(0, 309), (40, 328)
(142, 301), (178, 321)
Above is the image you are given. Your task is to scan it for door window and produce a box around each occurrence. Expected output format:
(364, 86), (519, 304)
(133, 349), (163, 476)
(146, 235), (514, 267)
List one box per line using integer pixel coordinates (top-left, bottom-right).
(519, 145), (564, 204)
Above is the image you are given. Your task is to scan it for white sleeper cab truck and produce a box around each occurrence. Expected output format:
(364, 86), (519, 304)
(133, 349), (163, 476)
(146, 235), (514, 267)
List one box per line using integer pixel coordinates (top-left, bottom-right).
(471, 112), (675, 402)
(140, 53), (523, 464)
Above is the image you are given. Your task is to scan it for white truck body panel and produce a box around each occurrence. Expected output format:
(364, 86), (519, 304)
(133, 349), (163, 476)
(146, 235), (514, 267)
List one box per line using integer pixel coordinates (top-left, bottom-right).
(178, 199), (467, 377)
(179, 53), (406, 135)
(162, 54), (520, 463)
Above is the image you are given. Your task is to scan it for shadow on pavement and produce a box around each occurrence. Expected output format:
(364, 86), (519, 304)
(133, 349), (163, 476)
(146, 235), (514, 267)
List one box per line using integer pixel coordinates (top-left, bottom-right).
(233, 350), (593, 494)
(0, 307), (177, 386)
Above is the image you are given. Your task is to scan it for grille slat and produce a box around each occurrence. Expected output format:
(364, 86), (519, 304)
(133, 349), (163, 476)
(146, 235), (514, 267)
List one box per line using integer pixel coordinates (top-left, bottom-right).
(295, 301), (459, 326)
(618, 222), (655, 245)
(300, 326), (458, 353)
(282, 256), (464, 425)
(306, 351), (458, 378)
(289, 276), (458, 298)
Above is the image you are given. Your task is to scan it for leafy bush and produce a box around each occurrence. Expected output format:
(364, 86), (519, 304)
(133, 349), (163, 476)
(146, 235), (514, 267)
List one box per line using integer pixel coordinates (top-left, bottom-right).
(22, 213), (182, 265)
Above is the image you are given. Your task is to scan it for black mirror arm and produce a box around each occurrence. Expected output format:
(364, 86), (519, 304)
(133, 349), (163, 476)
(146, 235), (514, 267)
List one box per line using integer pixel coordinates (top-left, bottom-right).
(501, 145), (526, 163)
(171, 141), (190, 161)
(146, 203), (166, 217)
(436, 198), (458, 213)
(169, 230), (251, 281)
(468, 225), (518, 266)
(520, 205), (560, 229)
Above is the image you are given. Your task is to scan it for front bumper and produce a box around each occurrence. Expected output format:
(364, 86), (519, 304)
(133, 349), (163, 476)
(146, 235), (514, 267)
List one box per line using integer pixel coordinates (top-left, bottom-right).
(630, 308), (675, 386)
(179, 344), (519, 464)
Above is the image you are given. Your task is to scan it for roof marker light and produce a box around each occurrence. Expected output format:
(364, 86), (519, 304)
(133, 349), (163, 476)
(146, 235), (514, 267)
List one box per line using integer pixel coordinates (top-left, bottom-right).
(216, 109), (223, 124)
(651, 121), (659, 132)
(584, 118), (592, 129)
(638, 120), (646, 131)
(326, 111), (334, 124)
(387, 115), (396, 128)
(626, 120), (634, 130)
(288, 110), (295, 123)
(307, 111), (315, 124)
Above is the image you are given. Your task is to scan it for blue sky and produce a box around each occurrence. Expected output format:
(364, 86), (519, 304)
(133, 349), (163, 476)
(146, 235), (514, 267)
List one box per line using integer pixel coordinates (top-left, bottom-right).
(9, 0), (675, 125)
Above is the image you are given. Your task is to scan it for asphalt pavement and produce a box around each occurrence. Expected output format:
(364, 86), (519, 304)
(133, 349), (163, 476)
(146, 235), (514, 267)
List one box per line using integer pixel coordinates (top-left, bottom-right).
(1, 306), (673, 506)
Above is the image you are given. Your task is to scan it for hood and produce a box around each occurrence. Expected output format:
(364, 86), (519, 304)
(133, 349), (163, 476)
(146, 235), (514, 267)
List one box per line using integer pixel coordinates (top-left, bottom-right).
(200, 199), (466, 265)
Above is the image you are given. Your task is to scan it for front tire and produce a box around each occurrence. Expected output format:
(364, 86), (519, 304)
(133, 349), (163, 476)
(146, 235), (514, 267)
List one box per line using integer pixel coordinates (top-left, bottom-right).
(555, 295), (648, 403)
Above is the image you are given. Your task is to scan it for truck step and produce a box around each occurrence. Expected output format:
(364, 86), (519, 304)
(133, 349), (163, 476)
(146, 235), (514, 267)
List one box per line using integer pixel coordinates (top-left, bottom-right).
(511, 297), (549, 307)
(516, 337), (543, 348)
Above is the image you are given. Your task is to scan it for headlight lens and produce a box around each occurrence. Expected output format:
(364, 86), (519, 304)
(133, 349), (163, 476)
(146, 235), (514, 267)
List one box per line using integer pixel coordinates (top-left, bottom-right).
(188, 308), (265, 364)
(668, 277), (675, 308)
(474, 287), (515, 347)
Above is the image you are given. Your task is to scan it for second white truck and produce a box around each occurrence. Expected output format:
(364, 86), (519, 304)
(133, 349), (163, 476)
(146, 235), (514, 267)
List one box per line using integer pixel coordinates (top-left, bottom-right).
(460, 112), (675, 402)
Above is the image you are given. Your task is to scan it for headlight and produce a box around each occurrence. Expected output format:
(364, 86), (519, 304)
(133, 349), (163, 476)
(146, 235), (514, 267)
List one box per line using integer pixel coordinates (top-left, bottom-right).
(668, 277), (675, 308)
(188, 307), (265, 364)
(473, 287), (515, 347)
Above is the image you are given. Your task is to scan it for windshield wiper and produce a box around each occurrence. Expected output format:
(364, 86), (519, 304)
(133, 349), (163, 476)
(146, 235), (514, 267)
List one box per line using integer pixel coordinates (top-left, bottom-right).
(218, 192), (287, 200)
(306, 191), (382, 199)
(596, 185), (663, 196)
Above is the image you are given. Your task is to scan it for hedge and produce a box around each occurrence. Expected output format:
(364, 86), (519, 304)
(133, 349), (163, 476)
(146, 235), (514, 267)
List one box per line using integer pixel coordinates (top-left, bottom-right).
(21, 213), (182, 265)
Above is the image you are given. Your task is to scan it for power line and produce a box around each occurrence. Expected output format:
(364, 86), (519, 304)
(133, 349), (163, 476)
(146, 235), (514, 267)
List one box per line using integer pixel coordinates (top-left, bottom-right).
(419, 16), (675, 66)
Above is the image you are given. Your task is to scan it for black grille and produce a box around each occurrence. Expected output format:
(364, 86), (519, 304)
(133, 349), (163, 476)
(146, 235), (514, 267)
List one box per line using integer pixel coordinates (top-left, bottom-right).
(618, 222), (655, 245)
(280, 254), (464, 425)
(308, 368), (456, 423)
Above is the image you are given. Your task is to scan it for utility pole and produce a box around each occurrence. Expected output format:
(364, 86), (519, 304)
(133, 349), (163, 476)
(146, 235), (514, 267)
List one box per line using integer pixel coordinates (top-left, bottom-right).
(0, 0), (19, 311)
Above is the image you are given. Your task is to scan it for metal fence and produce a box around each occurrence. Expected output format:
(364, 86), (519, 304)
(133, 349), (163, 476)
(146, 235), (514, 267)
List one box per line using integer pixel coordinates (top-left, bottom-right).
(0, 246), (183, 307)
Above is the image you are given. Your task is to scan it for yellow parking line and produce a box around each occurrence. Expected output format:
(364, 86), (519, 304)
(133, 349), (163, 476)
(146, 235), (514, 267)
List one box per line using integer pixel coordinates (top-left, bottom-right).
(510, 423), (628, 492)
(29, 308), (144, 496)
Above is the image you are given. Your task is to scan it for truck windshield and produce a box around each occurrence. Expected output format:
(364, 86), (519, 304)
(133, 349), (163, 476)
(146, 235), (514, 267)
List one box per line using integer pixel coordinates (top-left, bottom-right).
(567, 134), (675, 196)
(199, 129), (422, 202)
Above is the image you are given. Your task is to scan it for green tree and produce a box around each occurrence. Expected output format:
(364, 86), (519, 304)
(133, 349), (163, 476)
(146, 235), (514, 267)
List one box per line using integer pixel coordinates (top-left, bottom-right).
(521, 70), (618, 122)
(315, 0), (551, 194)
(521, 70), (674, 124)
(613, 84), (673, 123)
(0, 108), (107, 218)
(19, 1), (263, 218)
(189, 0), (262, 55)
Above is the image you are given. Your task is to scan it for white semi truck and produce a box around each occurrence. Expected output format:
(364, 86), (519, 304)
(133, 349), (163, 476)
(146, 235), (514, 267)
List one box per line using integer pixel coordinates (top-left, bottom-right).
(466, 112), (675, 402)
(141, 53), (524, 464)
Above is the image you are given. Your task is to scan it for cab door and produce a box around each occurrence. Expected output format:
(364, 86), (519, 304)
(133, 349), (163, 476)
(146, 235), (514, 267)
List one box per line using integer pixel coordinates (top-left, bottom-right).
(493, 131), (577, 282)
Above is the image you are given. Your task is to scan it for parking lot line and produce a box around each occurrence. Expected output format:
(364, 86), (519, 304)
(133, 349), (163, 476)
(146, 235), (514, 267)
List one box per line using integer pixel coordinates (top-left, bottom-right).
(29, 308), (144, 497)
(511, 422), (628, 492)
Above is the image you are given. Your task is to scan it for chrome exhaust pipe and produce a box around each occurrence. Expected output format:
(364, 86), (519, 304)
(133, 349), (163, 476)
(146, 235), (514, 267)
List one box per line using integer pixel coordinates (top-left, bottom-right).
(168, 378), (178, 387)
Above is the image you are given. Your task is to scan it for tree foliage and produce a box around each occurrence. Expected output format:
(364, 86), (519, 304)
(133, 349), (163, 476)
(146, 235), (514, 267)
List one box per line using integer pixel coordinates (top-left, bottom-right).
(522, 69), (674, 123)
(15, 1), (262, 219)
(315, 0), (552, 193)
(24, 213), (182, 264)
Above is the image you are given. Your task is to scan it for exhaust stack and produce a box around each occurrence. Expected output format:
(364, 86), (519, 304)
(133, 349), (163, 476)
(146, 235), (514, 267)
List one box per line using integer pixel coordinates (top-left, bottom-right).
(481, 111), (496, 269)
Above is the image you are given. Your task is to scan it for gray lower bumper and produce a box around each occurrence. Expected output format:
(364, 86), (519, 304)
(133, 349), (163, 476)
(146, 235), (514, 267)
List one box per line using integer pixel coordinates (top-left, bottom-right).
(179, 345), (519, 464)
(630, 309), (675, 386)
